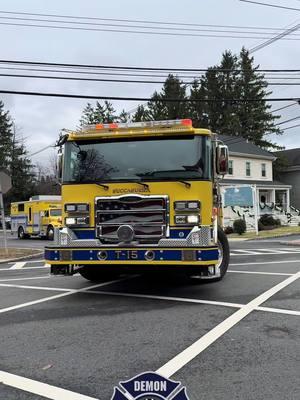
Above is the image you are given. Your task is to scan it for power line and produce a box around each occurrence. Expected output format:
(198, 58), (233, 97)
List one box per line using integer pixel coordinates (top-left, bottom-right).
(0, 72), (192, 85)
(282, 123), (300, 130)
(2, 58), (300, 73)
(0, 89), (299, 102)
(3, 21), (300, 40)
(272, 101), (300, 112)
(250, 22), (300, 53)
(1, 9), (300, 31)
(3, 15), (300, 37)
(240, 0), (300, 12)
(277, 115), (300, 126)
(29, 144), (55, 157)
(2, 72), (300, 85)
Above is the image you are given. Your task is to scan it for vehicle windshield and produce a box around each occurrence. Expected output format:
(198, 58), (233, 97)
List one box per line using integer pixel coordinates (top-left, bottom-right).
(49, 209), (62, 217)
(63, 135), (211, 183)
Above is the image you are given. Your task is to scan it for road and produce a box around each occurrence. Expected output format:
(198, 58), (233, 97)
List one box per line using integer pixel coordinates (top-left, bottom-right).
(0, 238), (299, 399)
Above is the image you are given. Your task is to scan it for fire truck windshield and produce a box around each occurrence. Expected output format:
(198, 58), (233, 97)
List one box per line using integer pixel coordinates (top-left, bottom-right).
(62, 135), (212, 184)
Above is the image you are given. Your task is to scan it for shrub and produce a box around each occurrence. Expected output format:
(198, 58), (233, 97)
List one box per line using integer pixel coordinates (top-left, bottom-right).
(233, 219), (247, 235)
(259, 214), (279, 227)
(224, 226), (234, 235)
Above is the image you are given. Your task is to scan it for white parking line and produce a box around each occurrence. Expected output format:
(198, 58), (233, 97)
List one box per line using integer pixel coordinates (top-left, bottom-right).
(9, 262), (27, 269)
(0, 277), (128, 315)
(0, 283), (70, 292)
(88, 290), (243, 309)
(231, 259), (300, 266)
(0, 266), (47, 272)
(257, 306), (300, 316)
(8, 259), (44, 264)
(228, 270), (293, 276)
(0, 370), (99, 400)
(156, 271), (300, 378)
(0, 276), (50, 282)
(231, 249), (262, 255)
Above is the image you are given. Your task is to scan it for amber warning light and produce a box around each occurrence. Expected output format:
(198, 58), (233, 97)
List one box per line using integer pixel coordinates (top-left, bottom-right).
(80, 119), (193, 133)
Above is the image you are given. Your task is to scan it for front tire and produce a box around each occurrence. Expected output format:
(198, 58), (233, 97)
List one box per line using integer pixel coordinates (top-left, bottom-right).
(18, 226), (28, 239)
(187, 227), (230, 283)
(211, 227), (230, 282)
(79, 266), (119, 282)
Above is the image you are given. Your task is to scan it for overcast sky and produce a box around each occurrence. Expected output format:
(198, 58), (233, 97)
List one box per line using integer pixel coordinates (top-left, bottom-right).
(2, 0), (300, 167)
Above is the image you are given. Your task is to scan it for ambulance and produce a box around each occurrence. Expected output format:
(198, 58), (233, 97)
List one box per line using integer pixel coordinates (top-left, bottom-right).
(45, 119), (230, 281)
(11, 195), (62, 240)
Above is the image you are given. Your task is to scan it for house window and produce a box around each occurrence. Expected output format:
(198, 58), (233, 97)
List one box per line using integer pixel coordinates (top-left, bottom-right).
(246, 161), (251, 177)
(261, 163), (266, 177)
(228, 160), (233, 175)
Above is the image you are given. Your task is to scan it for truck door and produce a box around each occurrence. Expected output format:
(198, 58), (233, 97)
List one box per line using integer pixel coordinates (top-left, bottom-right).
(33, 210), (41, 233)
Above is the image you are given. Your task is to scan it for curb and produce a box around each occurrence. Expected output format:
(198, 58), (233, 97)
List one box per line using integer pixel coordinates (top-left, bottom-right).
(279, 241), (300, 247)
(0, 251), (43, 264)
(248, 232), (300, 241)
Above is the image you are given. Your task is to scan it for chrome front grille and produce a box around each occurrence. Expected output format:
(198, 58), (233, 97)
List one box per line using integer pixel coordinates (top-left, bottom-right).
(95, 195), (168, 244)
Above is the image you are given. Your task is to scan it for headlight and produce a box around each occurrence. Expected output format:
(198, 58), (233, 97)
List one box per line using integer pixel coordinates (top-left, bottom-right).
(174, 201), (200, 211)
(187, 215), (199, 224)
(65, 217), (89, 226)
(65, 217), (76, 225)
(175, 215), (199, 225)
(65, 203), (89, 212)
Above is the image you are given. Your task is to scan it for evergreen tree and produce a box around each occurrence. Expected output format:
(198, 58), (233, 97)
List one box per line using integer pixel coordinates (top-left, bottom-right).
(79, 101), (117, 126)
(235, 48), (281, 148)
(134, 75), (189, 121)
(132, 105), (149, 122)
(0, 101), (13, 169)
(189, 48), (281, 149)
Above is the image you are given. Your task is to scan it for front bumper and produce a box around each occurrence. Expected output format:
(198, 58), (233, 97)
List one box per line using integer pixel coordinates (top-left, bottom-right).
(45, 226), (219, 269)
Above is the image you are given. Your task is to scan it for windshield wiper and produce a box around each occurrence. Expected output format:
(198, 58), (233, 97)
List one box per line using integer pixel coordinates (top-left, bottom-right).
(96, 183), (109, 190)
(178, 180), (191, 189)
(135, 181), (150, 189)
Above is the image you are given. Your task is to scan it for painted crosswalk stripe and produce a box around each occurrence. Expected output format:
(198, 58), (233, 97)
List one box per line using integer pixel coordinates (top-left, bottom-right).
(231, 249), (262, 255)
(10, 262), (27, 270)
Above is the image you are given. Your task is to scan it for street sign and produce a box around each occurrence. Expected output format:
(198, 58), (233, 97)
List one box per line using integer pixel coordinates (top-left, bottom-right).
(0, 169), (12, 194)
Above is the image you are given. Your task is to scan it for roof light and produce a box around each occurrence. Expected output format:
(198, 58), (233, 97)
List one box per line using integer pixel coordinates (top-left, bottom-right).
(80, 119), (193, 133)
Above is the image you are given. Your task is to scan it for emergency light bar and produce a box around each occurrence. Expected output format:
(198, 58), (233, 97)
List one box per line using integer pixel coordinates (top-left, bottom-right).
(80, 119), (193, 133)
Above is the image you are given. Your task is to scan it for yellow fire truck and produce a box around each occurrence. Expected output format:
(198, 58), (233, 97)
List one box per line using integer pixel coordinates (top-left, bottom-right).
(11, 195), (62, 240)
(45, 119), (230, 282)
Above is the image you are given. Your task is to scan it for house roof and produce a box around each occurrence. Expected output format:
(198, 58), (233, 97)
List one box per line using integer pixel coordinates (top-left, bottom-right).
(274, 148), (300, 167)
(218, 134), (276, 160)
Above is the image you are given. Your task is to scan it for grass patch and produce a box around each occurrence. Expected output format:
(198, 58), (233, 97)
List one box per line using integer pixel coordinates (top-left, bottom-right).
(0, 248), (42, 260)
(228, 225), (300, 239)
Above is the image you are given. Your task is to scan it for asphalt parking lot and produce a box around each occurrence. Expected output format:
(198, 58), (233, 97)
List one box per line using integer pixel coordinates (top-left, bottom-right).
(0, 240), (299, 400)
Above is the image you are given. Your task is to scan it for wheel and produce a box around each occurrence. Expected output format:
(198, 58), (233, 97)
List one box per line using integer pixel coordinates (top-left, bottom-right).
(18, 226), (27, 239)
(211, 227), (230, 282)
(79, 266), (119, 282)
(46, 225), (54, 240)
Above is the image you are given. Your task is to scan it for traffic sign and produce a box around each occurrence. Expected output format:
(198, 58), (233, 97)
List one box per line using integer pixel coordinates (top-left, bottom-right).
(0, 169), (12, 194)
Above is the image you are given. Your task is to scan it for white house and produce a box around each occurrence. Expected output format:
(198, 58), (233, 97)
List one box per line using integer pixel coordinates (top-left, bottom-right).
(218, 135), (298, 229)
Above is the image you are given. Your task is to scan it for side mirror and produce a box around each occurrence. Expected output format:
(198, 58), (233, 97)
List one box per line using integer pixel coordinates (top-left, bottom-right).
(216, 144), (229, 175)
(56, 148), (63, 182)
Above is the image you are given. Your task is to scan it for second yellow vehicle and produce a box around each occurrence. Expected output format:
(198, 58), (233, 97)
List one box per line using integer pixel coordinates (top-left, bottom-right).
(11, 195), (62, 240)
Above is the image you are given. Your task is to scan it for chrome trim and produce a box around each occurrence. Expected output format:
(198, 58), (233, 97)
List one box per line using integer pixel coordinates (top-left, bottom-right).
(53, 226), (214, 248)
(95, 194), (169, 243)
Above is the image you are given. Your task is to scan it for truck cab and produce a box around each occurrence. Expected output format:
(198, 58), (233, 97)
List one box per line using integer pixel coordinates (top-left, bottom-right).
(45, 119), (229, 281)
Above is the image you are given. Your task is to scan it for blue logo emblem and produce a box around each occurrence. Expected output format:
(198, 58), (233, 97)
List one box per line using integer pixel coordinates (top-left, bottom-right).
(111, 371), (190, 400)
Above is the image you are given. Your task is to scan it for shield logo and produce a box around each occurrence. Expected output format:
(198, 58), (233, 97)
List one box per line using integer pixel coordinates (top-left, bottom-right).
(111, 371), (190, 400)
